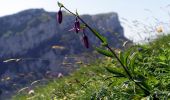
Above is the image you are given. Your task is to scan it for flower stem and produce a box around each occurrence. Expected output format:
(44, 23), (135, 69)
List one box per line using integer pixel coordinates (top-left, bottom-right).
(62, 5), (150, 95)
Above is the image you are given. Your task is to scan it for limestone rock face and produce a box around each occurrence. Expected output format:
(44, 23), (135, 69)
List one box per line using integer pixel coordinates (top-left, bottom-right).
(0, 9), (130, 98)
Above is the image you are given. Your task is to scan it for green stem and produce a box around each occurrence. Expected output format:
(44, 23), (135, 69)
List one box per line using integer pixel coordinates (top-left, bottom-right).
(62, 6), (150, 95)
(63, 6), (105, 43)
(63, 6), (132, 79)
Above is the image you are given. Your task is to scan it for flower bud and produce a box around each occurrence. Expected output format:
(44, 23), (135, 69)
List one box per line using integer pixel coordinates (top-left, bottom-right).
(74, 18), (80, 33)
(57, 9), (62, 24)
(83, 35), (89, 48)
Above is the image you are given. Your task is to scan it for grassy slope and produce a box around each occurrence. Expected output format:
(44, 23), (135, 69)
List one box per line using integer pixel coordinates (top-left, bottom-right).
(13, 34), (170, 100)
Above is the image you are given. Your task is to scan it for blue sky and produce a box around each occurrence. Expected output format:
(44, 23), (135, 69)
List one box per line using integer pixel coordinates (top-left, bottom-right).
(0, 0), (170, 42)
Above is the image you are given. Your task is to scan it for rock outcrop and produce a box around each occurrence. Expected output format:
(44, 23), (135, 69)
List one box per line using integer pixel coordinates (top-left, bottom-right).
(0, 9), (129, 98)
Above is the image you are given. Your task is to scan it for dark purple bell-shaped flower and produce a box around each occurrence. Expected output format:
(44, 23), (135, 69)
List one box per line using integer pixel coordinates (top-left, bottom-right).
(74, 17), (80, 33)
(83, 35), (89, 48)
(57, 8), (62, 24)
(82, 29), (89, 48)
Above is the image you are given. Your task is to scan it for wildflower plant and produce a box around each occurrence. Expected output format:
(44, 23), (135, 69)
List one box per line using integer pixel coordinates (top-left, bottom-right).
(56, 2), (163, 99)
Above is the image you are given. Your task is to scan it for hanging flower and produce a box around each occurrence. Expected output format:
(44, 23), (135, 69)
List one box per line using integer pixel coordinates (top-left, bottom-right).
(82, 29), (89, 48)
(83, 35), (89, 48)
(74, 17), (80, 33)
(57, 8), (62, 24)
(68, 17), (81, 33)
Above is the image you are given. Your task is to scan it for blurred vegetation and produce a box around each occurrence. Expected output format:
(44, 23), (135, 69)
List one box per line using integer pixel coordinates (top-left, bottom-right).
(13, 34), (170, 100)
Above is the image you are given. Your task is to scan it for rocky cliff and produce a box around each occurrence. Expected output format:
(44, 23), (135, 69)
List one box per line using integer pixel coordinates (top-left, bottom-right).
(0, 9), (129, 98)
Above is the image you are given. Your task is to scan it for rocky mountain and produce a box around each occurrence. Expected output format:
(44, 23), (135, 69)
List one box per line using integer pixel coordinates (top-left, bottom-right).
(0, 9), (129, 98)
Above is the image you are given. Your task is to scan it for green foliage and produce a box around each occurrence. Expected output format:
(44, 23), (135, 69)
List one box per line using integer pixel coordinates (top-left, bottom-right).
(14, 1), (170, 98)
(92, 29), (108, 46)
(105, 66), (126, 78)
(95, 47), (113, 57)
(13, 34), (170, 100)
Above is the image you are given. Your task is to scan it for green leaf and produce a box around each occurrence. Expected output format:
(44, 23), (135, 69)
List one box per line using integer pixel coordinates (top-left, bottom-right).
(136, 74), (146, 81)
(119, 51), (125, 65)
(95, 47), (114, 57)
(124, 48), (134, 66)
(92, 29), (107, 45)
(159, 55), (166, 61)
(105, 67), (126, 78)
(134, 74), (151, 91)
(129, 52), (138, 72)
(158, 62), (168, 66)
(140, 81), (151, 91)
(57, 2), (64, 8)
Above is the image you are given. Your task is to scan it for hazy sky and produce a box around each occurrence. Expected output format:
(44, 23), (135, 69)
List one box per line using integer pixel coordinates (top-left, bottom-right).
(0, 0), (170, 42)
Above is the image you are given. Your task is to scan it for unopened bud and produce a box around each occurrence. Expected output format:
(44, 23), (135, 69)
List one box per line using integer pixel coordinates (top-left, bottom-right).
(57, 9), (62, 24)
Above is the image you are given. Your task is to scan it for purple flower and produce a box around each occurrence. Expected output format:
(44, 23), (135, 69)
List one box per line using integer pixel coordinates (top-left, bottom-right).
(57, 8), (62, 24)
(83, 35), (89, 48)
(68, 18), (82, 33)
(81, 29), (89, 48)
(74, 17), (80, 33)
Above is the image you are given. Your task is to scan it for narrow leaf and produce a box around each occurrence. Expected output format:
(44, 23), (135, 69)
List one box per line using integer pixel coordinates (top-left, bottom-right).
(105, 67), (126, 78)
(93, 29), (107, 45)
(95, 47), (113, 57)
(119, 51), (125, 65)
(124, 48), (134, 67)
(129, 52), (138, 70)
(139, 82), (151, 92)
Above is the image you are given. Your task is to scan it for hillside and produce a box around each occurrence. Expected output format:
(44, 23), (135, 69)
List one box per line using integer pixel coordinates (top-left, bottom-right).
(13, 34), (170, 100)
(0, 9), (129, 99)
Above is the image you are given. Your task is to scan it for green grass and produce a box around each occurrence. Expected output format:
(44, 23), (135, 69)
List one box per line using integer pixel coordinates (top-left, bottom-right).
(13, 34), (170, 100)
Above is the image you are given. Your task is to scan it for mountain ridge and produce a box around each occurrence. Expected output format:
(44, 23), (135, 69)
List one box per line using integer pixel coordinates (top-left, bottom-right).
(0, 8), (130, 99)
